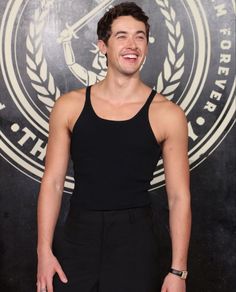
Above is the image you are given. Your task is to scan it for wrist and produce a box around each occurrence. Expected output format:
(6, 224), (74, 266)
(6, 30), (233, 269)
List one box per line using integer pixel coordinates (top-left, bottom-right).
(37, 244), (52, 256)
(169, 268), (188, 280)
(171, 261), (187, 271)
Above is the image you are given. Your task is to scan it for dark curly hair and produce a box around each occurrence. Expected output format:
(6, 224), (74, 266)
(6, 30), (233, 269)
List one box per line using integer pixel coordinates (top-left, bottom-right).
(97, 2), (150, 44)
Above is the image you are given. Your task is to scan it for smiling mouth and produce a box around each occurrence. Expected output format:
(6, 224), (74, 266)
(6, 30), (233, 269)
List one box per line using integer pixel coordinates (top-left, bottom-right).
(122, 54), (139, 61)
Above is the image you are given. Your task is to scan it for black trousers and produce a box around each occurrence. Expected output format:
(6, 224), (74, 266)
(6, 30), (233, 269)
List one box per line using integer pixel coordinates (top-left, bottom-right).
(53, 205), (160, 292)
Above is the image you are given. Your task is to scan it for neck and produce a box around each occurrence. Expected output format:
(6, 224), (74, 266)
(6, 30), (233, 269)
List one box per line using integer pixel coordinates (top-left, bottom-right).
(97, 69), (146, 101)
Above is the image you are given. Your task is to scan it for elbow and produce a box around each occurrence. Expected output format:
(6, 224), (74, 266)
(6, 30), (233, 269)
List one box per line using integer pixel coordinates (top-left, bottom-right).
(168, 189), (191, 211)
(40, 172), (65, 195)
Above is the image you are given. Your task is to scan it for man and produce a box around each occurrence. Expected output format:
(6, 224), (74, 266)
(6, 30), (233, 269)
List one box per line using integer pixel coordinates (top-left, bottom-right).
(37, 2), (191, 292)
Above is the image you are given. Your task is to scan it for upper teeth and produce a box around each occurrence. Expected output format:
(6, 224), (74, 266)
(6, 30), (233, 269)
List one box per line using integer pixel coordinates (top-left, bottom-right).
(124, 54), (137, 58)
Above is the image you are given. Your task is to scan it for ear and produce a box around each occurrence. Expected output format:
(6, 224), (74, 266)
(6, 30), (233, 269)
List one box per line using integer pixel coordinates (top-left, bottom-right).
(97, 40), (107, 55)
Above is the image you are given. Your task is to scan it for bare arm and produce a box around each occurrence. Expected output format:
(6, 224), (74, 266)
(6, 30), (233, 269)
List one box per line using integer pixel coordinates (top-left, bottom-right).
(37, 95), (71, 292)
(160, 104), (191, 292)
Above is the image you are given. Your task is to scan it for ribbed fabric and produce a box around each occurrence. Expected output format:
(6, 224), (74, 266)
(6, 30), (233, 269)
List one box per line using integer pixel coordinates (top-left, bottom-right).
(69, 85), (161, 210)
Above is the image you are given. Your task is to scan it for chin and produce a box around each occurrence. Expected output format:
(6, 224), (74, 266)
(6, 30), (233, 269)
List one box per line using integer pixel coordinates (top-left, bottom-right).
(119, 64), (142, 76)
(123, 67), (141, 76)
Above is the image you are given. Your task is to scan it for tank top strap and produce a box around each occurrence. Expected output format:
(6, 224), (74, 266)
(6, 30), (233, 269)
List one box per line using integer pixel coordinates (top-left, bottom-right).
(85, 85), (92, 104)
(139, 88), (157, 116)
(83, 85), (93, 113)
(144, 88), (157, 108)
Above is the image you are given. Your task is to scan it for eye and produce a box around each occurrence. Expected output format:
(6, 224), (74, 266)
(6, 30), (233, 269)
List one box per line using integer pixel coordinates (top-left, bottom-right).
(137, 35), (145, 40)
(117, 34), (126, 39)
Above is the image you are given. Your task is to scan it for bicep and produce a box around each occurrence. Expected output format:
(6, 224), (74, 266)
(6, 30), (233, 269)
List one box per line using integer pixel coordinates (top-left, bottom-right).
(162, 109), (190, 202)
(43, 101), (71, 187)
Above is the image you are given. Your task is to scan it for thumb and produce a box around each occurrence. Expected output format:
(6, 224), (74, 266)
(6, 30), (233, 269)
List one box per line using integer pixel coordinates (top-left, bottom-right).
(161, 284), (167, 292)
(55, 264), (68, 283)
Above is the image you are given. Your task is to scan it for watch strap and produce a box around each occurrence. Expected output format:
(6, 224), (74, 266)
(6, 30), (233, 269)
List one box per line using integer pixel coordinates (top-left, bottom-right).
(169, 268), (188, 279)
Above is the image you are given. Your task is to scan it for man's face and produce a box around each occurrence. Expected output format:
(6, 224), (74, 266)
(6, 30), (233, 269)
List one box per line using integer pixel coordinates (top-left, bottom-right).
(98, 16), (148, 76)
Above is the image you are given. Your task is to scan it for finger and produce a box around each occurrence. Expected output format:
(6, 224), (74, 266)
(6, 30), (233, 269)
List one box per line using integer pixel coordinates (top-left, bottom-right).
(37, 280), (47, 292)
(56, 265), (68, 283)
(46, 278), (53, 292)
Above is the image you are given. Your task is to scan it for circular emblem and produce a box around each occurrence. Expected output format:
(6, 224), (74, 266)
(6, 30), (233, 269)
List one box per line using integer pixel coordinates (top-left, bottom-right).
(0, 0), (235, 192)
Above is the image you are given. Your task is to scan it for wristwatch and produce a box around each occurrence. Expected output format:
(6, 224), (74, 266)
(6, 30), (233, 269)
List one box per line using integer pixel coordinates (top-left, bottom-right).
(169, 268), (188, 280)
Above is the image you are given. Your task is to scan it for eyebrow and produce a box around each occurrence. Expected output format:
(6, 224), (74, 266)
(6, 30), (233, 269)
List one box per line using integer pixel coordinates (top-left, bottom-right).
(114, 30), (146, 36)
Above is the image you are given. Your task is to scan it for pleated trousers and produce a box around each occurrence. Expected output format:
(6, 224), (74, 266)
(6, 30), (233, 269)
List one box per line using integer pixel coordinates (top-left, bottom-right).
(53, 205), (160, 292)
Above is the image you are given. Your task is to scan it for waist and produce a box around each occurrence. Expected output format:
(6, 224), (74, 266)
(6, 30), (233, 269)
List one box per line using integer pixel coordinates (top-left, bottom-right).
(69, 188), (151, 213)
(67, 204), (153, 224)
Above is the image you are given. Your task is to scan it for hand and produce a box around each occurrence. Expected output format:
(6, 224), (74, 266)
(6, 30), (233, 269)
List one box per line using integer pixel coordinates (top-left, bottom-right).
(57, 28), (74, 43)
(37, 249), (68, 292)
(161, 273), (186, 292)
(57, 23), (79, 44)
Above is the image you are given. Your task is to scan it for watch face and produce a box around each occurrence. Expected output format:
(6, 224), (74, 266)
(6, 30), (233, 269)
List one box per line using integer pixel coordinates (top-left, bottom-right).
(181, 271), (188, 279)
(170, 268), (188, 279)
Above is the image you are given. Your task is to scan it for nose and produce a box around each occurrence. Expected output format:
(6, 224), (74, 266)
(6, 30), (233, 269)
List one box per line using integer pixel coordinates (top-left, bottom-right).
(126, 36), (137, 49)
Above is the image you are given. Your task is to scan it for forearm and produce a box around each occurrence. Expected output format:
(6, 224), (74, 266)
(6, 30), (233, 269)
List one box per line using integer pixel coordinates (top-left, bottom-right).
(169, 194), (191, 270)
(63, 41), (75, 65)
(37, 176), (64, 255)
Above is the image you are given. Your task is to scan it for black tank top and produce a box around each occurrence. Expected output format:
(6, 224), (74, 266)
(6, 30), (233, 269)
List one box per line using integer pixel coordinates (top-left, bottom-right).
(69, 86), (162, 211)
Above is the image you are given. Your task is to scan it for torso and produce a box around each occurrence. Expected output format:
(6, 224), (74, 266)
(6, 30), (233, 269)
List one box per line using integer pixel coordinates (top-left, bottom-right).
(68, 85), (163, 210)
(65, 85), (171, 146)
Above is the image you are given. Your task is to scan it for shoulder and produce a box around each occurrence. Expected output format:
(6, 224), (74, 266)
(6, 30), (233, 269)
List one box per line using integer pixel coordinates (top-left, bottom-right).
(53, 87), (86, 110)
(150, 93), (188, 142)
(49, 87), (87, 129)
(152, 93), (187, 124)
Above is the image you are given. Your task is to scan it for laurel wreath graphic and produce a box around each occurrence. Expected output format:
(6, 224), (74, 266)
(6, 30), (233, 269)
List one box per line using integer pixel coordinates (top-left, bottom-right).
(26, 0), (60, 112)
(26, 0), (184, 110)
(155, 0), (184, 99)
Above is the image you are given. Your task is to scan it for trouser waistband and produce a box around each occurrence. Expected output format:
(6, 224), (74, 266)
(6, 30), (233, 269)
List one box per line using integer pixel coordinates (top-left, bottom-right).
(67, 204), (153, 224)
